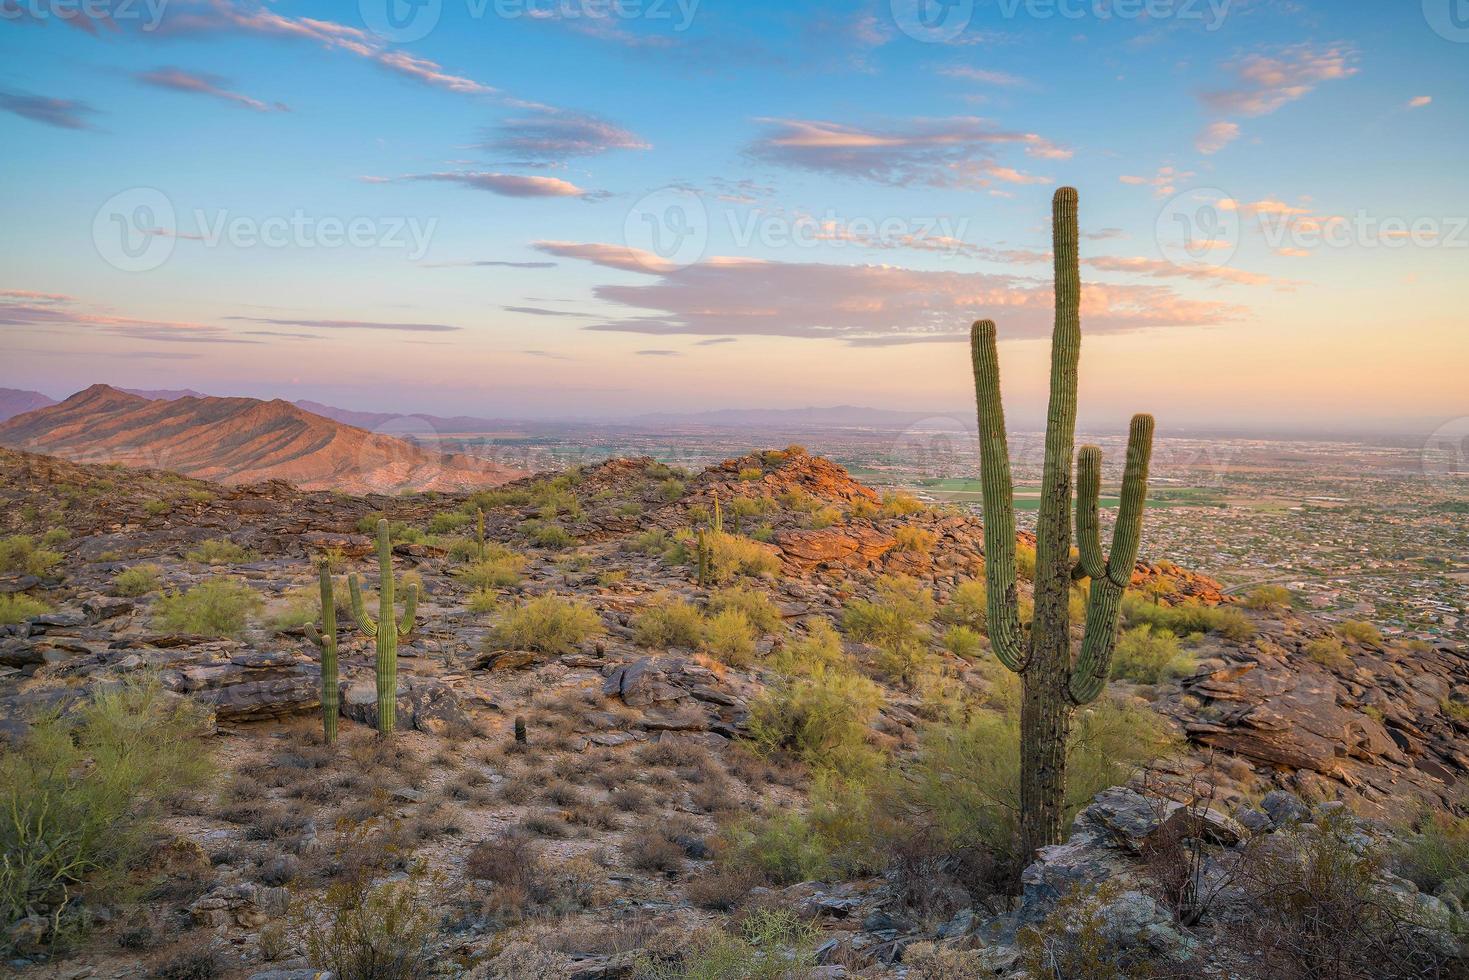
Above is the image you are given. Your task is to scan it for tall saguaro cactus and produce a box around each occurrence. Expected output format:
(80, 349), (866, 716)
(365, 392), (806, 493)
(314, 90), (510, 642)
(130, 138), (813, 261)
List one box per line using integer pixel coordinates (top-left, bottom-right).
(303, 558), (340, 744)
(970, 186), (1155, 856)
(347, 520), (418, 736)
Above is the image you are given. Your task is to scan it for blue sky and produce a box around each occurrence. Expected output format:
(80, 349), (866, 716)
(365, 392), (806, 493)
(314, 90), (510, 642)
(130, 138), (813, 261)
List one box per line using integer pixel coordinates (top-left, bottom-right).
(1, 0), (1465, 430)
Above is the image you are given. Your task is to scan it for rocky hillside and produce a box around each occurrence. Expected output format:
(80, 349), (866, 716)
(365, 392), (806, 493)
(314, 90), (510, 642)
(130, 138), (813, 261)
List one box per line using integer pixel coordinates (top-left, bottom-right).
(0, 387), (55, 423)
(0, 445), (1463, 976)
(0, 385), (522, 494)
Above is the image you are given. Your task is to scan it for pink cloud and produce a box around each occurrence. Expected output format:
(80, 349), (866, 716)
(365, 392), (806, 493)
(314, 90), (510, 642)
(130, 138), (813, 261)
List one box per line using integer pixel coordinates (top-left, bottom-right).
(136, 67), (288, 112)
(1407, 96), (1432, 109)
(1195, 120), (1240, 155)
(402, 172), (590, 198)
(1201, 44), (1358, 117)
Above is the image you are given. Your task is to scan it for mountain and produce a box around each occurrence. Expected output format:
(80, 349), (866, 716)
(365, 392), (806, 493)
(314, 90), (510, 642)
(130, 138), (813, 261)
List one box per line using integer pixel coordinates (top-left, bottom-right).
(0, 388), (57, 422)
(0, 384), (523, 493)
(120, 387), (209, 401)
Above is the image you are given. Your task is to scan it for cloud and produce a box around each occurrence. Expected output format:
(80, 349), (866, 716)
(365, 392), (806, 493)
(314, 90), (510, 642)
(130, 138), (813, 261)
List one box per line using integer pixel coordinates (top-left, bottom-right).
(1407, 96), (1432, 109)
(939, 66), (1029, 87)
(634, 349), (681, 356)
(520, 349), (571, 359)
(1201, 44), (1358, 118)
(225, 316), (460, 332)
(1084, 255), (1284, 287)
(401, 172), (590, 198)
(1276, 247), (1311, 257)
(542, 242), (1247, 345)
(0, 293), (257, 343)
(422, 259), (559, 269)
(0, 88), (100, 130)
(695, 337), (738, 346)
(503, 305), (592, 317)
(480, 108), (649, 166)
(1118, 165), (1195, 198)
(1195, 120), (1240, 155)
(535, 241), (678, 273)
(746, 116), (1067, 188)
(136, 67), (288, 112)
(1084, 228), (1124, 241)
(0, 289), (73, 303)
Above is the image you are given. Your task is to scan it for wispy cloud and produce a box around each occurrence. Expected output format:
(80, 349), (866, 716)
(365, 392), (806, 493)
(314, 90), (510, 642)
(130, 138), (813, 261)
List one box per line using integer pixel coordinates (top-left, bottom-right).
(0, 88), (100, 130)
(225, 316), (460, 332)
(136, 66), (288, 112)
(746, 116), (1067, 188)
(0, 293), (257, 343)
(1201, 44), (1358, 117)
(401, 172), (591, 198)
(539, 242), (1246, 345)
(939, 66), (1028, 87)
(1119, 164), (1195, 198)
(1084, 255), (1287, 287)
(421, 259), (559, 269)
(1194, 120), (1240, 155)
(635, 349), (681, 356)
(1406, 95), (1432, 109)
(481, 108), (649, 166)
(503, 305), (593, 317)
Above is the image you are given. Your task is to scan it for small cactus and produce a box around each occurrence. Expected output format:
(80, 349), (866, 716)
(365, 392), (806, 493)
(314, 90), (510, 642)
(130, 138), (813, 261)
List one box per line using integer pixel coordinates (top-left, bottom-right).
(347, 520), (418, 736)
(303, 557), (339, 744)
(514, 715), (527, 744)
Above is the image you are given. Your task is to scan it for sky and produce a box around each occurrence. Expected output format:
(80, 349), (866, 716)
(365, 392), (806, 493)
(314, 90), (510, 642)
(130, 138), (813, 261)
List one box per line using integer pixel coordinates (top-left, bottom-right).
(1, 0), (1466, 433)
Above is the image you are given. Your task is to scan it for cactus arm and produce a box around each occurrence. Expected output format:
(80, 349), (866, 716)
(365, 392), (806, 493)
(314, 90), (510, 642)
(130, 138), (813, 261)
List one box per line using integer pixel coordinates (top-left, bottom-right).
(970, 319), (1028, 673)
(1103, 414), (1154, 589)
(314, 559), (340, 743)
(304, 622), (322, 646)
(396, 582), (418, 639)
(1074, 446), (1107, 581)
(347, 572), (379, 637)
(1068, 576), (1126, 705)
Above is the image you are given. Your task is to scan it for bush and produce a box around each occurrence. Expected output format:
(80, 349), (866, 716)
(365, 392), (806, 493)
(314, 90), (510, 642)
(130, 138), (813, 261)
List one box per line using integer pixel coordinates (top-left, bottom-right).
(185, 539), (253, 565)
(1244, 584), (1293, 610)
(768, 618), (845, 675)
(660, 479), (687, 501)
(1111, 625), (1195, 683)
(1305, 636), (1350, 669)
(0, 594), (51, 626)
(40, 528), (69, 548)
(717, 810), (837, 887)
(941, 625), (983, 659)
(294, 864), (439, 980)
(880, 492), (925, 518)
(1015, 543), (1036, 581)
(703, 532), (780, 583)
(748, 660), (882, 776)
(143, 499), (170, 516)
(808, 505), (842, 529)
(627, 528), (672, 556)
(634, 905), (818, 980)
(939, 580), (987, 631)
(491, 596), (601, 654)
(634, 599), (705, 649)
(703, 608), (756, 665)
(0, 535), (63, 577)
(1121, 593), (1254, 641)
(525, 522), (573, 549)
(152, 578), (261, 637)
(843, 574), (936, 650)
(453, 547), (526, 588)
(706, 585), (783, 634)
(112, 564), (164, 597)
(1339, 619), (1383, 645)
(892, 526), (938, 554)
(1394, 812), (1469, 897)
(0, 677), (213, 952)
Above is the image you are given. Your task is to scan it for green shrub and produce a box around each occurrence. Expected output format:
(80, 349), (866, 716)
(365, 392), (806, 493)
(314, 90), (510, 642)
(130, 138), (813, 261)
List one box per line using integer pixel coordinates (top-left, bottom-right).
(719, 810), (837, 888)
(634, 599), (705, 649)
(768, 619), (845, 675)
(0, 677), (212, 952)
(1111, 625), (1195, 683)
(1339, 619), (1382, 645)
(0, 536), (62, 577)
(491, 596), (601, 654)
(1305, 636), (1350, 669)
(634, 905), (818, 979)
(939, 580), (987, 631)
(467, 588), (500, 614)
(1121, 593), (1254, 640)
(1015, 543), (1037, 581)
(112, 564), (164, 597)
(659, 479), (686, 502)
(879, 492), (925, 518)
(526, 522), (573, 549)
(152, 578), (261, 637)
(40, 528), (69, 548)
(185, 489), (215, 504)
(892, 526), (937, 554)
(703, 532), (780, 583)
(143, 499), (170, 516)
(627, 528), (672, 556)
(1244, 584), (1293, 610)
(843, 574), (936, 650)
(1394, 812), (1469, 897)
(748, 661), (882, 776)
(428, 509), (474, 534)
(703, 609), (756, 665)
(0, 594), (51, 626)
(454, 547), (526, 589)
(738, 467), (764, 481)
(706, 585), (783, 635)
(294, 863), (438, 980)
(185, 539), (253, 565)
(848, 497), (878, 520)
(941, 625), (983, 659)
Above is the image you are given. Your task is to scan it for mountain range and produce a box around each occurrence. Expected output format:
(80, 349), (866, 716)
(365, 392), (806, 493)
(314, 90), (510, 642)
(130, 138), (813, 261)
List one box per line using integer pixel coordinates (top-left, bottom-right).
(0, 385), (522, 493)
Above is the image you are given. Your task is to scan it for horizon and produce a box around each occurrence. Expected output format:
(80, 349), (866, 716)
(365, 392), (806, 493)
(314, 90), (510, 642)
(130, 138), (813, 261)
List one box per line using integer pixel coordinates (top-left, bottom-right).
(3, 1), (1467, 432)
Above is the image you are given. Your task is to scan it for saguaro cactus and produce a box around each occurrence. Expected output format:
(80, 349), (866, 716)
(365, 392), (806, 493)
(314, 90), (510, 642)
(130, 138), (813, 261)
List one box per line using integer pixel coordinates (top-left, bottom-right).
(303, 558), (340, 744)
(970, 186), (1155, 856)
(348, 519), (418, 736)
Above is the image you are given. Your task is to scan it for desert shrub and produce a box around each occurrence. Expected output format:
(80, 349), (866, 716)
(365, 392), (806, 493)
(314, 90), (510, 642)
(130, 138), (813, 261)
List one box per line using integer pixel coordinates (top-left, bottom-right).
(634, 598), (705, 649)
(659, 478), (686, 501)
(634, 905), (818, 980)
(0, 535), (63, 577)
(1111, 625), (1195, 683)
(1, 678), (212, 952)
(892, 526), (938, 554)
(718, 810), (836, 886)
(143, 499), (170, 516)
(152, 949), (224, 979)
(807, 506), (841, 529)
(903, 941), (992, 979)
(427, 509), (474, 534)
(1016, 881), (1161, 979)
(768, 618), (845, 675)
(941, 625), (983, 659)
(843, 574), (936, 649)
(491, 596), (601, 654)
(1244, 584), (1293, 610)
(112, 563), (164, 597)
(703, 609), (756, 665)
(294, 864), (438, 980)
(454, 547), (526, 588)
(730, 494), (774, 522)
(939, 580), (987, 631)
(265, 591), (319, 633)
(627, 528), (672, 556)
(1122, 594), (1254, 640)
(525, 522), (573, 549)
(185, 539), (253, 565)
(0, 593), (51, 626)
(747, 660), (882, 776)
(152, 578), (261, 637)
(40, 528), (69, 547)
(1394, 812), (1469, 897)
(880, 492), (925, 518)
(1339, 619), (1383, 645)
(706, 585), (783, 635)
(467, 588), (500, 614)
(1305, 636), (1350, 669)
(1014, 542), (1037, 581)
(704, 532), (779, 583)
(779, 488), (821, 513)
(623, 825), (685, 874)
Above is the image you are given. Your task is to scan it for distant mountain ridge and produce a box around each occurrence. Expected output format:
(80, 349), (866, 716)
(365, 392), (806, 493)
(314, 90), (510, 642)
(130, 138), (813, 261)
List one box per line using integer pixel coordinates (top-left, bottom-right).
(0, 388), (56, 422)
(0, 385), (522, 493)
(631, 405), (961, 428)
